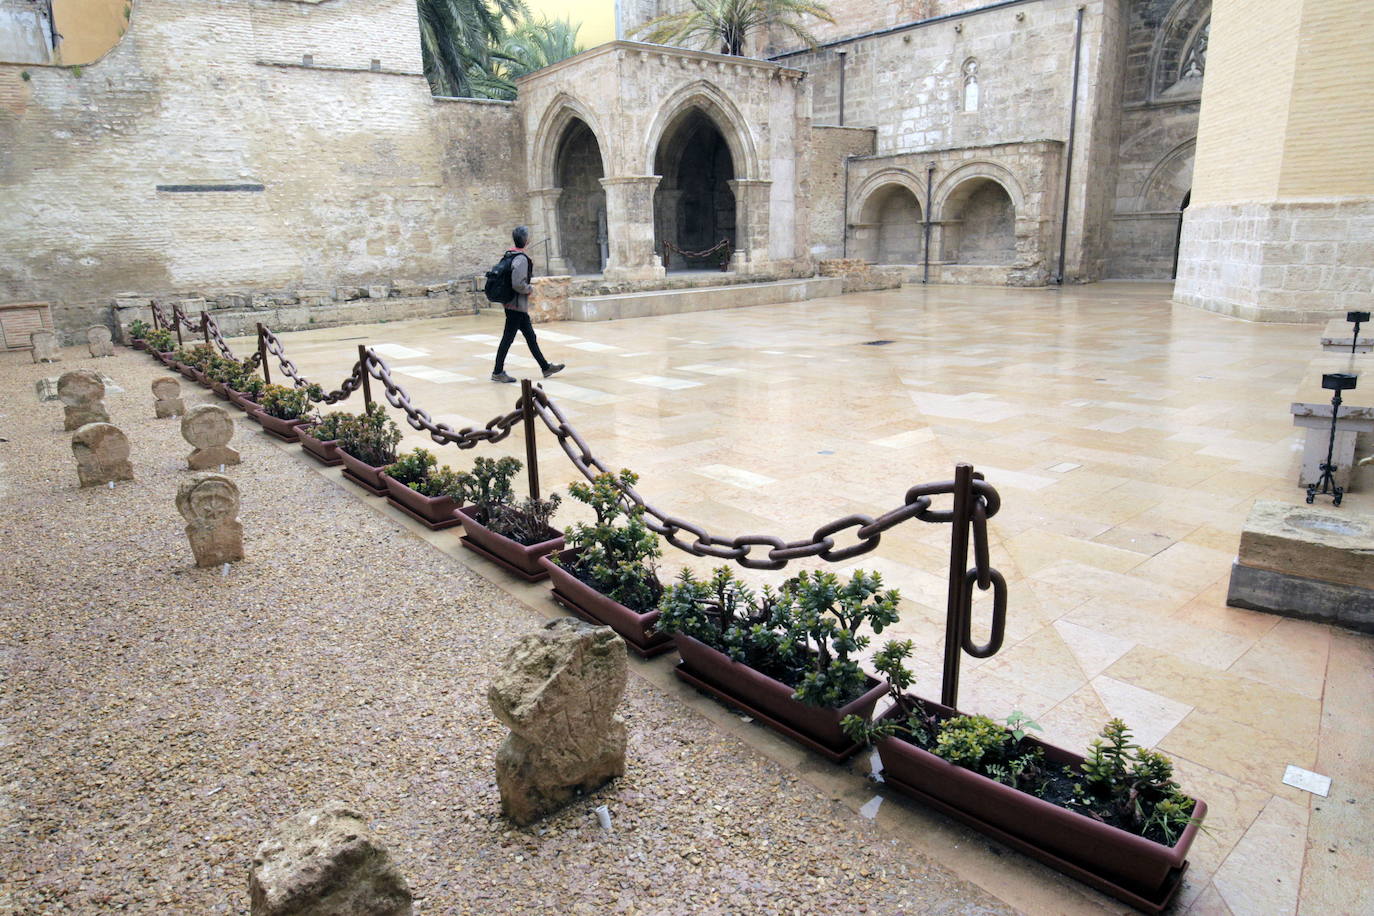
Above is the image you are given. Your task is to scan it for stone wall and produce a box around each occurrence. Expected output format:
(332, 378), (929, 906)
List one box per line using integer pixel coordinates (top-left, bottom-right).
(817, 258), (904, 293)
(0, 0), (527, 338)
(803, 126), (877, 262)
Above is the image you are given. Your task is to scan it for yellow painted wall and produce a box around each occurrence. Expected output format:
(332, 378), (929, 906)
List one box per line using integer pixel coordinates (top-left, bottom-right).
(1278, 0), (1374, 198)
(53, 0), (131, 65)
(526, 0), (615, 47)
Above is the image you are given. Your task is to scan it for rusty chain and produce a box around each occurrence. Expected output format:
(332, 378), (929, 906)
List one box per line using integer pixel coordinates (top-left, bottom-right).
(362, 349), (524, 448)
(255, 326), (360, 403)
(662, 238), (732, 271)
(528, 386), (1002, 571)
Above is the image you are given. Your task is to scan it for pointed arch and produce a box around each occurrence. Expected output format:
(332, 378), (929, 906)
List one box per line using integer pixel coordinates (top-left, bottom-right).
(1138, 138), (1197, 212)
(642, 79), (760, 180)
(531, 93), (612, 189)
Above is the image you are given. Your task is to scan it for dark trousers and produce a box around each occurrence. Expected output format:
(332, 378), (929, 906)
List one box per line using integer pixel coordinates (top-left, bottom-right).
(494, 307), (548, 372)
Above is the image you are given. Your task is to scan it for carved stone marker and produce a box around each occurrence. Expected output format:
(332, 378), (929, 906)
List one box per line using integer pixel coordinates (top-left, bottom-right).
(176, 473), (243, 567)
(58, 369), (110, 431)
(181, 404), (239, 469)
(87, 325), (115, 357)
(30, 328), (59, 363)
(249, 801), (413, 916)
(153, 377), (185, 418)
(71, 422), (133, 488)
(35, 377), (59, 402)
(488, 618), (627, 825)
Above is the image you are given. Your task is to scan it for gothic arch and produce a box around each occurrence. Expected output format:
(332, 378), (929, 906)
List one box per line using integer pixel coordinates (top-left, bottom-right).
(850, 168), (927, 225)
(1148, 0), (1210, 99)
(932, 162), (1025, 218)
(531, 93), (611, 189)
(643, 80), (760, 180)
(1138, 138), (1197, 211)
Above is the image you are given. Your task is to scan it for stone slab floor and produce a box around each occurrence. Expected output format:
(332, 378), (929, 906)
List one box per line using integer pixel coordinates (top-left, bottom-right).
(222, 280), (1374, 915)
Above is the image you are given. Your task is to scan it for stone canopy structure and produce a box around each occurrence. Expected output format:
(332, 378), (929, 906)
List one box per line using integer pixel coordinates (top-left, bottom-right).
(2, 0), (1366, 329)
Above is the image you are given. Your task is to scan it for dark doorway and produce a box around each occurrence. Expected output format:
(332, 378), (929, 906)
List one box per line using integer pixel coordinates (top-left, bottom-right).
(1171, 189), (1191, 280)
(554, 119), (606, 275)
(653, 109), (737, 270)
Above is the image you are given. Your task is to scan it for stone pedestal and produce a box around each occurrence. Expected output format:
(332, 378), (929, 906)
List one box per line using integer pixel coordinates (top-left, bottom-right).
(1320, 318), (1373, 353)
(1227, 500), (1374, 632)
(600, 176), (665, 282)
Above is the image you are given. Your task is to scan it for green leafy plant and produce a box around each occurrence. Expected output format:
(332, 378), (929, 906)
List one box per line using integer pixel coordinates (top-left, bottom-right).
(637, 0), (836, 57)
(258, 383), (322, 421)
(127, 318), (150, 340)
(173, 344), (216, 370)
(385, 447), (470, 499)
(1072, 719), (1199, 842)
(336, 402), (402, 467)
(143, 328), (175, 352)
(458, 455), (520, 512)
(657, 566), (797, 677)
(786, 569), (899, 707)
(1005, 710), (1043, 743)
(489, 493), (563, 544)
(308, 410), (351, 442)
(21, 70), (31, 82)
(557, 469), (663, 614)
(456, 456), (561, 545)
(933, 714), (1009, 769)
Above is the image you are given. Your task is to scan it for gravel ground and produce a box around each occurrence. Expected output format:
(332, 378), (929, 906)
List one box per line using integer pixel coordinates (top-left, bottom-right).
(0, 348), (1015, 915)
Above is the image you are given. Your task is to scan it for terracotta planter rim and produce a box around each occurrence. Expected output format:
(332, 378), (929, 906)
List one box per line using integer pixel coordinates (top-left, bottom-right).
(456, 505), (563, 551)
(676, 633), (885, 716)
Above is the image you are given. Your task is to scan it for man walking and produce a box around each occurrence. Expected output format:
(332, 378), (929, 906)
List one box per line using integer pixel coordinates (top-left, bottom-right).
(491, 225), (564, 383)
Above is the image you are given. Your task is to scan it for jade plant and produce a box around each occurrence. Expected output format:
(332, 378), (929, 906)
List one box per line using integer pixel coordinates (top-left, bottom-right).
(307, 410), (352, 442)
(172, 343), (216, 371)
(556, 469), (662, 614)
(257, 383), (322, 421)
(336, 402), (402, 467)
(127, 318), (150, 340)
(385, 447), (465, 499)
(842, 641), (1199, 844)
(656, 566), (901, 708)
(143, 328), (175, 352)
(458, 455), (561, 546)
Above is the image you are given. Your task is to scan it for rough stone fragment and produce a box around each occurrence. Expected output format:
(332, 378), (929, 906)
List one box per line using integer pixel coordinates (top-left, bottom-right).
(176, 473), (243, 567)
(152, 377), (185, 418)
(30, 328), (59, 363)
(71, 422), (133, 487)
(335, 286), (364, 302)
(58, 369), (109, 430)
(488, 618), (627, 825)
(182, 404), (240, 469)
(249, 801), (413, 916)
(87, 325), (115, 357)
(35, 377), (59, 402)
(367, 285), (390, 299)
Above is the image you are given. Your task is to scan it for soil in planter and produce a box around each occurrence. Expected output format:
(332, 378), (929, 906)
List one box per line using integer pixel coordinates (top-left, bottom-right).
(887, 701), (1195, 847)
(463, 507), (560, 548)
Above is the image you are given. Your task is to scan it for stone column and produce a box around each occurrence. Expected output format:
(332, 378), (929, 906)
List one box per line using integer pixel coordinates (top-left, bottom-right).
(600, 176), (665, 282)
(529, 188), (570, 276)
(728, 179), (773, 274)
(655, 188), (684, 267)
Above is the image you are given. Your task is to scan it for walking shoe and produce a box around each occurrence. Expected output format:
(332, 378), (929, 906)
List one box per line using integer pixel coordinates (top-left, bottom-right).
(491, 371), (517, 383)
(542, 363), (565, 378)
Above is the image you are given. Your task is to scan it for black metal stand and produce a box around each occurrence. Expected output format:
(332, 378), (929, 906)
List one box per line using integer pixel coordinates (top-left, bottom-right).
(1348, 310), (1370, 355)
(1306, 373), (1358, 507)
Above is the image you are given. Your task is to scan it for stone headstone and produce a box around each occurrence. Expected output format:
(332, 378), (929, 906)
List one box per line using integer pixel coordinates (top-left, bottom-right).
(152, 377), (185, 418)
(176, 473), (243, 567)
(488, 618), (627, 825)
(30, 328), (59, 363)
(58, 369), (109, 431)
(87, 325), (115, 357)
(249, 801), (413, 916)
(71, 422), (133, 488)
(181, 404), (239, 469)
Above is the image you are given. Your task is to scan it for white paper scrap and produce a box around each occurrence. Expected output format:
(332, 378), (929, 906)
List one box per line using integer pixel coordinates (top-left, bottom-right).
(1283, 764), (1331, 797)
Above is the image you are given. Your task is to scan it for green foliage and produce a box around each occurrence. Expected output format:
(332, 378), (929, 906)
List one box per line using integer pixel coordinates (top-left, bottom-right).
(488, 493), (563, 545)
(417, 0), (528, 98)
(458, 455), (520, 512)
(143, 329), (175, 352)
(258, 383), (322, 421)
(70, 65), (82, 78)
(658, 566), (796, 675)
(1005, 710), (1043, 744)
(637, 0), (836, 57)
(478, 15), (585, 98)
(309, 411), (351, 442)
(336, 402), (403, 467)
(933, 714), (1010, 769)
(174, 344), (216, 371)
(205, 356), (265, 397)
(127, 319), (150, 340)
(21, 70), (31, 82)
(1072, 719), (1198, 842)
(386, 447), (439, 487)
(560, 469), (663, 614)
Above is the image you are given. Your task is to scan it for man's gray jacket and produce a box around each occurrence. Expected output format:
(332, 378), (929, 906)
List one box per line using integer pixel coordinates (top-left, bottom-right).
(507, 251), (534, 313)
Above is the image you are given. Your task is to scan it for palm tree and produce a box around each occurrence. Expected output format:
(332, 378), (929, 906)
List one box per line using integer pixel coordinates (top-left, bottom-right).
(481, 16), (586, 100)
(416, 0), (528, 97)
(636, 0), (835, 57)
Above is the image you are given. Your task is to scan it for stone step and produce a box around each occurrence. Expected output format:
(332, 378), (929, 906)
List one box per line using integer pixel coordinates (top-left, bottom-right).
(567, 277), (843, 322)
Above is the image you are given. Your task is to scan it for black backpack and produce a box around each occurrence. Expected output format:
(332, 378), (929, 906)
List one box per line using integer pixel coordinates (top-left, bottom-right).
(483, 251), (529, 303)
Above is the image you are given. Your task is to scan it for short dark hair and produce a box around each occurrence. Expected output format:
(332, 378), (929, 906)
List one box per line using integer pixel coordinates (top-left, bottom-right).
(512, 225), (529, 248)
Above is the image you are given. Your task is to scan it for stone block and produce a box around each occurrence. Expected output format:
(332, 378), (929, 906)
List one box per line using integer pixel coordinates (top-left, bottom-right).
(367, 285), (390, 299)
(35, 377), (59, 402)
(177, 473), (243, 567)
(1227, 563), (1374, 634)
(30, 329), (59, 363)
(72, 422), (133, 488)
(59, 369), (109, 430)
(1235, 500), (1374, 591)
(182, 404), (240, 470)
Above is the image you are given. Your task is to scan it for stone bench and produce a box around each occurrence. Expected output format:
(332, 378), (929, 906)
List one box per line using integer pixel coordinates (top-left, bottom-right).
(1319, 318), (1372, 353)
(1290, 355), (1373, 489)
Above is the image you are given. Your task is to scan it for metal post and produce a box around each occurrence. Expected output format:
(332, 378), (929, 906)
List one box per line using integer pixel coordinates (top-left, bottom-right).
(173, 307), (183, 346)
(1055, 6), (1085, 285)
(257, 323), (271, 385)
(150, 304), (160, 330)
(359, 345), (373, 408)
(941, 462), (975, 708)
(521, 379), (541, 501)
(201, 312), (211, 348)
(923, 162), (935, 284)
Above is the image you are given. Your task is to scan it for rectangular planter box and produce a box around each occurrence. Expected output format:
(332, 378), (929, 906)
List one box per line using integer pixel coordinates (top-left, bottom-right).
(381, 473), (463, 530)
(225, 388), (258, 413)
(337, 449), (389, 496)
(299, 431), (342, 467)
(456, 506), (562, 582)
(250, 408), (308, 443)
(875, 695), (1205, 913)
(674, 634), (885, 761)
(539, 548), (674, 657)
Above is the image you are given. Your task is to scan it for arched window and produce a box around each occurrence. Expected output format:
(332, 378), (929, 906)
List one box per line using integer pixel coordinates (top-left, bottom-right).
(962, 58), (980, 112)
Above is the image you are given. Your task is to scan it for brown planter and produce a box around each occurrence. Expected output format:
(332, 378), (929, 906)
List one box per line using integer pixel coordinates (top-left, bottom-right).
(131, 339), (147, 350)
(456, 506), (562, 582)
(225, 388), (258, 412)
(298, 430), (342, 467)
(539, 548), (673, 657)
(249, 408), (308, 443)
(875, 696), (1206, 913)
(381, 473), (463, 531)
(337, 448), (389, 496)
(155, 352), (176, 365)
(674, 634), (885, 761)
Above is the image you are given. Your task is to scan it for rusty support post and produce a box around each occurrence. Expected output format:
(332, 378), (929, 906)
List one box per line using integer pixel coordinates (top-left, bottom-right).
(521, 378), (540, 501)
(150, 305), (160, 330)
(201, 312), (211, 348)
(173, 307), (183, 346)
(257, 323), (271, 385)
(941, 462), (975, 708)
(359, 345), (373, 408)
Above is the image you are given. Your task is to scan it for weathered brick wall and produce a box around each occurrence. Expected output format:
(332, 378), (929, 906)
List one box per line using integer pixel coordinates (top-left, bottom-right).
(803, 126), (876, 262)
(817, 258), (903, 293)
(0, 0), (527, 338)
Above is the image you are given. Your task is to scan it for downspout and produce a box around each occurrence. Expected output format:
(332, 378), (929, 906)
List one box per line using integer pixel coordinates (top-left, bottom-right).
(841, 156), (851, 258)
(1056, 6), (1085, 285)
(923, 162), (935, 284)
(837, 50), (847, 126)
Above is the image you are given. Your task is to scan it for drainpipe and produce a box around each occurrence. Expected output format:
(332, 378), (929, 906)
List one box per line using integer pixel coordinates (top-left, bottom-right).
(1055, 6), (1084, 285)
(836, 50), (847, 126)
(842, 156), (851, 258)
(923, 161), (935, 284)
